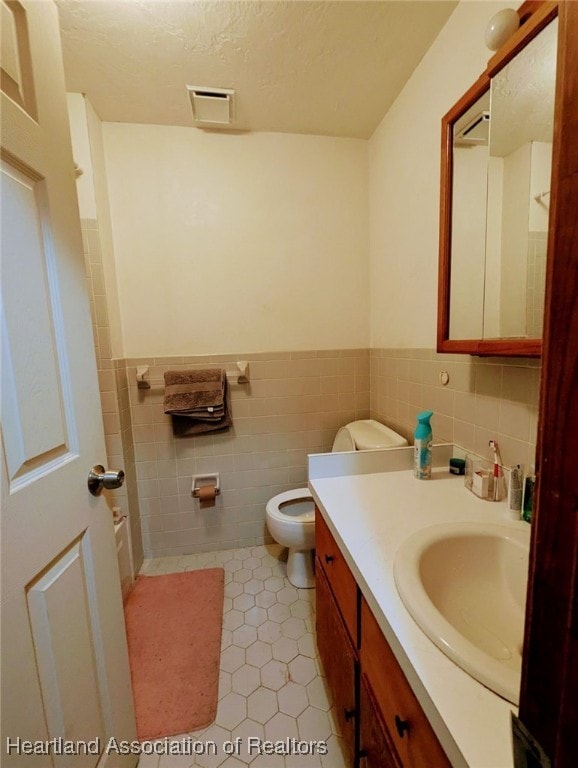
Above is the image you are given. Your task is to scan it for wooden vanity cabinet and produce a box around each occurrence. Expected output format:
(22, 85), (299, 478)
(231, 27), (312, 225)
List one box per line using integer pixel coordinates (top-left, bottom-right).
(315, 508), (451, 768)
(360, 598), (451, 768)
(315, 561), (357, 762)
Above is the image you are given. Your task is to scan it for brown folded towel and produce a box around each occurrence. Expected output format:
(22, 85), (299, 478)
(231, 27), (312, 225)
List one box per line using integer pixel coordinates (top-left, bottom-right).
(164, 368), (232, 436)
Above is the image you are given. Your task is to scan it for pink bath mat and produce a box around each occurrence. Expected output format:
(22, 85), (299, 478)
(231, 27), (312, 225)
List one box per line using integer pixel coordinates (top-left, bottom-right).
(124, 568), (224, 739)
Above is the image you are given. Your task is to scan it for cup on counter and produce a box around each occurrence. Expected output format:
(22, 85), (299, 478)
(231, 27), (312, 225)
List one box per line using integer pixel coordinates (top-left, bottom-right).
(464, 454), (506, 502)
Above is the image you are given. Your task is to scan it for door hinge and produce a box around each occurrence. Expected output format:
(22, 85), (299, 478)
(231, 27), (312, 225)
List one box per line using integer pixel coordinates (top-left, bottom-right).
(512, 713), (551, 768)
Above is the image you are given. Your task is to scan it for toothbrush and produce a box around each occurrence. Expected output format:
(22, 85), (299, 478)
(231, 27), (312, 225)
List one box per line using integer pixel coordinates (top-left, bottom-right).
(489, 440), (502, 500)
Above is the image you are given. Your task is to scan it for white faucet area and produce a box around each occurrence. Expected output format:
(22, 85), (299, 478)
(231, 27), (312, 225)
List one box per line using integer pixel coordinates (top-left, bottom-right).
(308, 443), (528, 768)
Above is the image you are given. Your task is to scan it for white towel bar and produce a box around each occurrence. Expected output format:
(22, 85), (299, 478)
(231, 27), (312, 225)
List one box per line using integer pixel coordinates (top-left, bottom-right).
(136, 362), (249, 389)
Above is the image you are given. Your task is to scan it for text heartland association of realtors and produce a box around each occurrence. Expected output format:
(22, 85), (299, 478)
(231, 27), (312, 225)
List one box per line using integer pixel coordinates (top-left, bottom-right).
(5, 736), (329, 757)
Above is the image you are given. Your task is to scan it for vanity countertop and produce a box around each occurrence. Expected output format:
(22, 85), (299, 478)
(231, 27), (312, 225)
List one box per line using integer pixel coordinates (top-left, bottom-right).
(309, 465), (524, 768)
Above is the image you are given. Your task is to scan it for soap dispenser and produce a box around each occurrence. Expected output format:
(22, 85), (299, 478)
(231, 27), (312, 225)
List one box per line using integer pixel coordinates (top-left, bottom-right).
(414, 410), (433, 479)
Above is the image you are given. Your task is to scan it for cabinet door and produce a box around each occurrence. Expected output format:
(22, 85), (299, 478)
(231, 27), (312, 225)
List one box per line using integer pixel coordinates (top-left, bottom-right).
(359, 673), (401, 768)
(316, 558), (357, 763)
(360, 599), (451, 768)
(316, 508), (359, 646)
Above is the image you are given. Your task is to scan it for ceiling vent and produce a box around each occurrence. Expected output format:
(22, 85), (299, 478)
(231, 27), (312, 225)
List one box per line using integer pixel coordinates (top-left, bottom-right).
(187, 86), (235, 127)
(454, 110), (490, 146)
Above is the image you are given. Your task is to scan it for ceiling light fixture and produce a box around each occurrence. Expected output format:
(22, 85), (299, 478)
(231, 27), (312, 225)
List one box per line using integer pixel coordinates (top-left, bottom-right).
(485, 8), (520, 51)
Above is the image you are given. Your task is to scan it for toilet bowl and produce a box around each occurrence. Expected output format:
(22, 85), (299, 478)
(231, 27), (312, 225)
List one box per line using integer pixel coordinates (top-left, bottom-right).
(266, 489), (316, 588)
(265, 420), (407, 588)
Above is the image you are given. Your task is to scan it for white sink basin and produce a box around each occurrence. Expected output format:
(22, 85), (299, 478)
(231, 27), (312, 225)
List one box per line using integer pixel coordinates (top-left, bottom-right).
(393, 521), (530, 704)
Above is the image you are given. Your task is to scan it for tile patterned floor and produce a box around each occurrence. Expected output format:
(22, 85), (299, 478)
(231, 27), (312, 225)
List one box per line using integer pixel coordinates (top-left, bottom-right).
(136, 544), (348, 768)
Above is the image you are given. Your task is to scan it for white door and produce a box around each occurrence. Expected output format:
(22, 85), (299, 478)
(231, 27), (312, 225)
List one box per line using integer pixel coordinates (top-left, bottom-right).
(1, 1), (137, 765)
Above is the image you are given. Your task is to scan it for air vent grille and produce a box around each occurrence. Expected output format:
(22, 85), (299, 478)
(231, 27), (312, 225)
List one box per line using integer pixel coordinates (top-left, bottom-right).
(455, 110), (490, 146)
(186, 86), (235, 126)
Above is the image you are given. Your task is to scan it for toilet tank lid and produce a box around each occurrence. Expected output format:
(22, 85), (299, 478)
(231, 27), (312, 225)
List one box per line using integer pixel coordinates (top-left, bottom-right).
(347, 419), (408, 450)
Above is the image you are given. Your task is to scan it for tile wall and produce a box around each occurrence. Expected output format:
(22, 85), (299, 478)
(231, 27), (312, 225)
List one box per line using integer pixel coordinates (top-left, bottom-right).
(81, 219), (144, 571)
(100, 346), (540, 560)
(121, 351), (371, 558)
(370, 348), (540, 471)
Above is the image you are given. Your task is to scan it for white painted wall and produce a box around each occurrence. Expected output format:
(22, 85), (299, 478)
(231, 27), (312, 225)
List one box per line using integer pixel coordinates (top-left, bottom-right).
(66, 93), (96, 219)
(478, 140), (551, 339)
(484, 155), (505, 338)
(70, 0), (522, 357)
(368, 1), (511, 348)
(500, 142), (531, 337)
(449, 144), (488, 340)
(85, 99), (124, 358)
(101, 124), (369, 357)
(529, 141), (553, 232)
(67, 94), (124, 357)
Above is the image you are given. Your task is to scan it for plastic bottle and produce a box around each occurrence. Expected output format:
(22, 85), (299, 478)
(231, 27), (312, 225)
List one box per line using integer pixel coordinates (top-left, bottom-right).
(414, 410), (433, 479)
(508, 465), (523, 518)
(522, 474), (535, 523)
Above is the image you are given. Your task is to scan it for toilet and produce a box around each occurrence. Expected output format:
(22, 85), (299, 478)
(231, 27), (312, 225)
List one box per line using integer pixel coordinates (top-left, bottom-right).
(265, 419), (408, 588)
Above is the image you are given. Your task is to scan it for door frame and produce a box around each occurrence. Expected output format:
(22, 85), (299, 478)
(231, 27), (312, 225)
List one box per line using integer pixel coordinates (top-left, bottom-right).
(519, 0), (578, 763)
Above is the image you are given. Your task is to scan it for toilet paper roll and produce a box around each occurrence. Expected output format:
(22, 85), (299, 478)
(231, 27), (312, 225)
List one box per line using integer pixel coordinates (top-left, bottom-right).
(197, 485), (216, 503)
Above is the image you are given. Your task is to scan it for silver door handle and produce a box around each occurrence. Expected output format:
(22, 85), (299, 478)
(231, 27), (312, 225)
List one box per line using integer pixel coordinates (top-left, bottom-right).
(88, 465), (125, 496)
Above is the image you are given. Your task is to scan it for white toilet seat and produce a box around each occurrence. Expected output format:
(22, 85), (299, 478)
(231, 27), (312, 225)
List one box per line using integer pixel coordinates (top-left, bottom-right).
(265, 420), (406, 589)
(266, 488), (315, 524)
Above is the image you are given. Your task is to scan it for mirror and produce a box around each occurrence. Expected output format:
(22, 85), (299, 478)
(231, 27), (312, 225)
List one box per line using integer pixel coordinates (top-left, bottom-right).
(438, 5), (558, 356)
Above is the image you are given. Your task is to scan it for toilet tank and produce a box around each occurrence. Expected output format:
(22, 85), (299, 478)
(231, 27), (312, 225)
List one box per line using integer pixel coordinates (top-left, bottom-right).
(332, 419), (408, 452)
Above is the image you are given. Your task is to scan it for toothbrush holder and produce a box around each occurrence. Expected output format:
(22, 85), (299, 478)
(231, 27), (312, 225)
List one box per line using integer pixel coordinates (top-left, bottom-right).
(464, 453), (506, 502)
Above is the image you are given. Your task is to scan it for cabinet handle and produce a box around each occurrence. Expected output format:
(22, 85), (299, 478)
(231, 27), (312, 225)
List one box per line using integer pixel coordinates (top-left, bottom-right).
(344, 708), (356, 722)
(395, 714), (410, 738)
(324, 554), (335, 564)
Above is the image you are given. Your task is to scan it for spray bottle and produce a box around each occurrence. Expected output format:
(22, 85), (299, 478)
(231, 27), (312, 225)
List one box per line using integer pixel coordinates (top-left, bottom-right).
(414, 410), (433, 479)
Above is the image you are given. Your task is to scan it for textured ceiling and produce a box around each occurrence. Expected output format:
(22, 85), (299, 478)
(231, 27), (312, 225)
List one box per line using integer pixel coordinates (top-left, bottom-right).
(56, 0), (457, 139)
(490, 16), (557, 157)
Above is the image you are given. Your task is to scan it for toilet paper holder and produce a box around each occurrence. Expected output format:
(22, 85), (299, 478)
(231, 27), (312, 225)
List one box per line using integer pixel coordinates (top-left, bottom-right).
(192, 473), (220, 498)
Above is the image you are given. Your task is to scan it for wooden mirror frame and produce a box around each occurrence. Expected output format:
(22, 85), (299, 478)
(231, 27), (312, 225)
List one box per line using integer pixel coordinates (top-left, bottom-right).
(437, 0), (558, 357)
